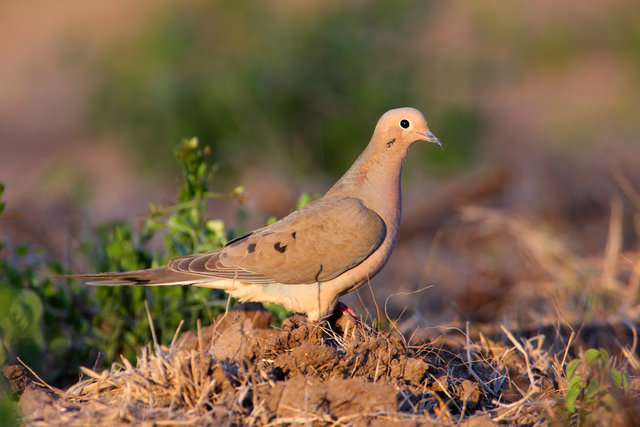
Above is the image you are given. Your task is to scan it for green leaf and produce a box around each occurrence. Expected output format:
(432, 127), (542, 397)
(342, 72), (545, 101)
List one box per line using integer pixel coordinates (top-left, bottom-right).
(9, 291), (43, 335)
(584, 378), (601, 402)
(610, 369), (622, 388)
(0, 341), (7, 367)
(623, 371), (631, 392)
(205, 219), (226, 243)
(564, 376), (584, 413)
(584, 348), (600, 365)
(22, 290), (44, 323)
(231, 186), (244, 197)
(296, 192), (312, 209)
(566, 359), (580, 379)
(266, 216), (278, 225)
(0, 389), (20, 427)
(601, 392), (616, 409)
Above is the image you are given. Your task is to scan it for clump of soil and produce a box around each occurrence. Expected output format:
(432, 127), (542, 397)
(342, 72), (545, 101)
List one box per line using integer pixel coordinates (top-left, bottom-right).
(6, 303), (639, 425)
(6, 304), (508, 425)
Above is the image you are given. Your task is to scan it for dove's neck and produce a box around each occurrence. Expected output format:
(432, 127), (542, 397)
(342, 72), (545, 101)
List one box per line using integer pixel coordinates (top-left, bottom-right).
(325, 142), (409, 240)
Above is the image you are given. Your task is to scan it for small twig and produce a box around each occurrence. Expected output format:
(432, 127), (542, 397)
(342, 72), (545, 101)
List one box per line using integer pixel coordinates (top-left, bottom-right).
(145, 300), (164, 359)
(383, 285), (433, 348)
(465, 321), (474, 372)
(197, 318), (205, 387)
(149, 190), (244, 217)
(620, 320), (640, 370)
(215, 294), (233, 329)
(501, 325), (538, 393)
(492, 387), (542, 420)
(559, 330), (575, 372)
(195, 379), (217, 412)
(609, 159), (640, 211)
(16, 357), (64, 396)
(366, 275), (381, 326)
(350, 356), (361, 378)
(91, 351), (102, 374)
(170, 320), (185, 348)
(430, 374), (453, 400)
(373, 348), (382, 382)
(627, 319), (638, 355)
(167, 319), (185, 357)
(464, 321), (493, 395)
(154, 421), (202, 426)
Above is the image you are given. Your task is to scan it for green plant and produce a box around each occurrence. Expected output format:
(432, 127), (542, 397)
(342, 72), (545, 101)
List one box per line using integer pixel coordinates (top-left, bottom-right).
(0, 182), (93, 383)
(563, 348), (631, 422)
(83, 138), (245, 363)
(0, 386), (19, 427)
(0, 138), (253, 382)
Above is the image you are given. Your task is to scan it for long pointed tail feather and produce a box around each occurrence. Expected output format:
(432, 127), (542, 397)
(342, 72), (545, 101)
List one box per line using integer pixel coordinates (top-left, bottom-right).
(56, 267), (213, 287)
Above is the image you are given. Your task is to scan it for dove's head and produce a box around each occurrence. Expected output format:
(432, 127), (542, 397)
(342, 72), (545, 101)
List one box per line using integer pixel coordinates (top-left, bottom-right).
(373, 107), (442, 150)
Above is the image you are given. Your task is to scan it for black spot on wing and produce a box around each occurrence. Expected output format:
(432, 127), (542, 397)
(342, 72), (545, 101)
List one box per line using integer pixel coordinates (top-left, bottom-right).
(247, 243), (256, 253)
(291, 232), (296, 239)
(274, 242), (287, 253)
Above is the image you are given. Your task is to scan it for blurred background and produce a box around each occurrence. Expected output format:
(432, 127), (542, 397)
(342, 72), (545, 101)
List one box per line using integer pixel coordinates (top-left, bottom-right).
(1, 0), (640, 340)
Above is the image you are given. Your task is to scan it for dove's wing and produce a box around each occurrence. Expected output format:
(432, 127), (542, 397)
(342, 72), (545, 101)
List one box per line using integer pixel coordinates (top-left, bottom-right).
(168, 197), (386, 284)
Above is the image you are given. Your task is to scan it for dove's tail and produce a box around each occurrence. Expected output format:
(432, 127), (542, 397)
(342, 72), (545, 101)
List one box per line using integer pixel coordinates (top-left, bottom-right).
(56, 267), (216, 287)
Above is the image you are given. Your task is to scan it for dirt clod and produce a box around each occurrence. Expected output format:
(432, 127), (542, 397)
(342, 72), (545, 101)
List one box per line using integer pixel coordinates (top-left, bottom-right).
(11, 304), (574, 425)
(264, 375), (397, 420)
(274, 342), (339, 377)
(3, 365), (32, 393)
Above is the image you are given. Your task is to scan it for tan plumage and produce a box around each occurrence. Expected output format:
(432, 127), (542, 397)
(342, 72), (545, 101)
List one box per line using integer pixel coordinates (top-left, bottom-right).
(67, 107), (442, 320)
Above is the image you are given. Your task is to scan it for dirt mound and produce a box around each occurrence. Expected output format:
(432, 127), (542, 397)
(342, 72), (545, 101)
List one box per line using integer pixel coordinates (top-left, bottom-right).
(7, 304), (509, 425)
(8, 302), (640, 425)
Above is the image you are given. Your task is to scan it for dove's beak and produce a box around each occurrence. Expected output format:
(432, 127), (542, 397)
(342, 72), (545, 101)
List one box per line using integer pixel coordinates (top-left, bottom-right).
(417, 130), (443, 149)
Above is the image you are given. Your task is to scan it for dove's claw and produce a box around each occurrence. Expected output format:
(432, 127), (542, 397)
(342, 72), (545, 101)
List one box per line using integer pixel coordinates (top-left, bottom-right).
(321, 302), (361, 348)
(335, 301), (359, 320)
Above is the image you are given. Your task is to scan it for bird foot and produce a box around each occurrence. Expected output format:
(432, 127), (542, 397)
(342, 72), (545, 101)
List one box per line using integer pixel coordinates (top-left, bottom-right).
(334, 301), (359, 320)
(320, 301), (364, 348)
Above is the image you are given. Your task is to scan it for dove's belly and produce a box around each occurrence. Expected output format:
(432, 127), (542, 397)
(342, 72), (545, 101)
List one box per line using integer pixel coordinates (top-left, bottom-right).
(217, 280), (341, 321)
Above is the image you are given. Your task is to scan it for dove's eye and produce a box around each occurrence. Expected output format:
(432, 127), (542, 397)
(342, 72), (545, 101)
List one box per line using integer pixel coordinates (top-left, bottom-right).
(400, 119), (410, 129)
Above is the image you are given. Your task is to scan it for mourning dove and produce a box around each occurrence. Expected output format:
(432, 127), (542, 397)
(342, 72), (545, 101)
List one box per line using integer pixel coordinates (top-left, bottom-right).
(68, 108), (442, 320)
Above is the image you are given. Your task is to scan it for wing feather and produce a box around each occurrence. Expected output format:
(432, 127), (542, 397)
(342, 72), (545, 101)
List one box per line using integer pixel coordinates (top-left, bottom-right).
(168, 197), (386, 285)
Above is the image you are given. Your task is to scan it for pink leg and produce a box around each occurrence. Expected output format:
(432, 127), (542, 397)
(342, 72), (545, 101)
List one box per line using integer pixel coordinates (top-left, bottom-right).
(335, 301), (359, 319)
(322, 301), (362, 347)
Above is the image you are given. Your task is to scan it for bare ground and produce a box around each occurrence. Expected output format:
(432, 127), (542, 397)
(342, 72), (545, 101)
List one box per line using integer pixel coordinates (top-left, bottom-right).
(5, 300), (639, 426)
